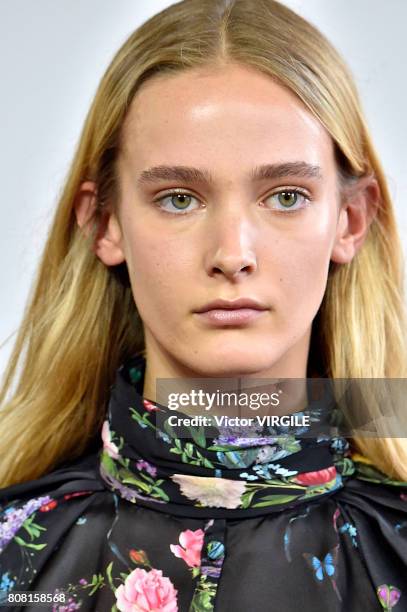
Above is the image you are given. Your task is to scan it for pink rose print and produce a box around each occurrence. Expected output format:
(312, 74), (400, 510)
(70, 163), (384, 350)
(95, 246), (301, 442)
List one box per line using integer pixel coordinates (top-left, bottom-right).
(115, 567), (178, 612)
(170, 529), (205, 568)
(101, 420), (120, 459)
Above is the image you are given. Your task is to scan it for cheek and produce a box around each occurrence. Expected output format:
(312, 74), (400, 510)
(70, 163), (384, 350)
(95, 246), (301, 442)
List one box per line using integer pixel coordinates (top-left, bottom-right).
(268, 219), (334, 314)
(123, 228), (193, 318)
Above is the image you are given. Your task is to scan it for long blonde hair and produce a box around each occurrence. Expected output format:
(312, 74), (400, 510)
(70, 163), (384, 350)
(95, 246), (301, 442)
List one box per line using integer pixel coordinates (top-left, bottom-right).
(1, 0), (407, 487)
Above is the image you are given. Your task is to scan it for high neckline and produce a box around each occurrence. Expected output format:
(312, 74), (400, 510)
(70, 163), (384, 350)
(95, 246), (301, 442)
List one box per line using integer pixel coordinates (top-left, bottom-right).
(98, 353), (355, 518)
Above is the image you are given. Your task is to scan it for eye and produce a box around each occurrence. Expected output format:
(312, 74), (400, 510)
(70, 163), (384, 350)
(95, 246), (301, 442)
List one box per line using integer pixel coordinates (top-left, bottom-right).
(153, 191), (201, 215)
(263, 188), (311, 213)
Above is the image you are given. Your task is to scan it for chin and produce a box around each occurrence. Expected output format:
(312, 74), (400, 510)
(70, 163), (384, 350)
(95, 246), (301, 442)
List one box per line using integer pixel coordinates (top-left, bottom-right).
(183, 345), (277, 378)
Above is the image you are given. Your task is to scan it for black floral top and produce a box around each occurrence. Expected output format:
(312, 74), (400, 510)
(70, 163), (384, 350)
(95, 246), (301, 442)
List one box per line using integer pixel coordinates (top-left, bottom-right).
(0, 353), (407, 611)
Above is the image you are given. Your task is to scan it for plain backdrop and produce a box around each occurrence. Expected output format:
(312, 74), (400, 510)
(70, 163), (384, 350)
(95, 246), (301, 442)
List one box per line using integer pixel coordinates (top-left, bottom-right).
(1, 0), (406, 380)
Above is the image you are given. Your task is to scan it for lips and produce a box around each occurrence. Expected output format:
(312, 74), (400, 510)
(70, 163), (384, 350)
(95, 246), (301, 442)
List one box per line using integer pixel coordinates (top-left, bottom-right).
(194, 298), (269, 326)
(195, 297), (268, 313)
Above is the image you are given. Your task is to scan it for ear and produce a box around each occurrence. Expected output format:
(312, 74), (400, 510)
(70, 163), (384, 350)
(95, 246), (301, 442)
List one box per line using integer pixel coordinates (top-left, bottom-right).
(74, 180), (126, 266)
(330, 175), (380, 264)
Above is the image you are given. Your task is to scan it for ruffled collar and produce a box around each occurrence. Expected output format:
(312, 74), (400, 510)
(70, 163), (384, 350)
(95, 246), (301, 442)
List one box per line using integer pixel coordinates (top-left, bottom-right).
(98, 353), (356, 518)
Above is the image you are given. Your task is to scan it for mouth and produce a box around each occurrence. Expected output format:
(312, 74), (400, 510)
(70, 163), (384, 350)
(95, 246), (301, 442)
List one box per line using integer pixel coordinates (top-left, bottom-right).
(193, 298), (269, 327)
(195, 307), (268, 326)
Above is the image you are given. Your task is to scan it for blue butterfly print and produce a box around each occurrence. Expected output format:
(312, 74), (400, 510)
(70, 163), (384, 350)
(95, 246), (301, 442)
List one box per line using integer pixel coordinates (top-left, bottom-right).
(304, 551), (335, 581)
(302, 545), (342, 602)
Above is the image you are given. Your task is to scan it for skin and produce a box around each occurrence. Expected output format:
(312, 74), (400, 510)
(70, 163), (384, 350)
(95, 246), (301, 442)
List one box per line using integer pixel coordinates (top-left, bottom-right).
(75, 62), (379, 411)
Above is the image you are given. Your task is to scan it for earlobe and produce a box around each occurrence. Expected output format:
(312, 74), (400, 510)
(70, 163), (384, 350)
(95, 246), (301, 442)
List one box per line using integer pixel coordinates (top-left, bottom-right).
(74, 180), (126, 267)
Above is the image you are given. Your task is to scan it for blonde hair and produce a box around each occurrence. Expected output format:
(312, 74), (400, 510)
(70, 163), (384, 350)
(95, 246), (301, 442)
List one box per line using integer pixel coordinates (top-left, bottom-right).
(1, 0), (407, 487)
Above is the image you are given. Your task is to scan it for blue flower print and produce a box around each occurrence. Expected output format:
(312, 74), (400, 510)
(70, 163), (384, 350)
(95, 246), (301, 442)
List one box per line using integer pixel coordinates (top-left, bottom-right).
(339, 522), (358, 547)
(157, 430), (171, 443)
(330, 437), (349, 454)
(0, 571), (15, 592)
(238, 472), (259, 481)
(252, 463), (298, 479)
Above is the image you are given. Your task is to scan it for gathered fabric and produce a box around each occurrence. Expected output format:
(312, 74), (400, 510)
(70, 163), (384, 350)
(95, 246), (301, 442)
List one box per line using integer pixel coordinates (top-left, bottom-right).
(1, 353), (406, 612)
(99, 353), (358, 518)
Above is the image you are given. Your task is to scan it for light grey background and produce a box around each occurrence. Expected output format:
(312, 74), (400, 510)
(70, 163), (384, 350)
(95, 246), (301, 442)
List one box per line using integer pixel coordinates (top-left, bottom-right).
(1, 0), (406, 379)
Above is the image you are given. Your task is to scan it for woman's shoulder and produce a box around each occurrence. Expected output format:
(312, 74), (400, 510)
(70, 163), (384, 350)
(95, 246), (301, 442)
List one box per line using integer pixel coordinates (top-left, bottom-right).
(337, 453), (407, 512)
(0, 449), (104, 505)
(0, 447), (106, 557)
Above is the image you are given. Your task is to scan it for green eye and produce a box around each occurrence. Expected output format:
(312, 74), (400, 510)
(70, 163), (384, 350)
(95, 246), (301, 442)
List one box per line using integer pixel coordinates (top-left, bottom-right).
(170, 194), (192, 209)
(154, 191), (199, 214)
(264, 189), (310, 213)
(277, 191), (298, 208)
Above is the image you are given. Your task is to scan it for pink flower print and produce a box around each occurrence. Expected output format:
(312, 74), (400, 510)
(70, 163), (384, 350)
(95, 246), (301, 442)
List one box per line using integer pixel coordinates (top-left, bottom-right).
(136, 460), (157, 477)
(143, 399), (163, 412)
(377, 584), (401, 609)
(170, 529), (205, 568)
(115, 567), (178, 612)
(101, 420), (120, 459)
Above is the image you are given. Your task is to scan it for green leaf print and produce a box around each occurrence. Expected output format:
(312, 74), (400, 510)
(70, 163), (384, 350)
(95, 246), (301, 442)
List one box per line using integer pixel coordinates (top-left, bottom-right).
(101, 452), (119, 477)
(354, 461), (407, 486)
(190, 590), (215, 611)
(106, 561), (115, 592)
(169, 439), (215, 468)
(216, 448), (259, 469)
(129, 407), (156, 431)
(252, 494), (299, 507)
(120, 474), (151, 492)
(149, 483), (170, 502)
(21, 515), (46, 539)
(277, 436), (302, 454)
(87, 573), (105, 596)
(14, 536), (47, 550)
(335, 457), (356, 477)
(191, 566), (201, 579)
(188, 426), (207, 448)
(240, 489), (258, 509)
(190, 575), (217, 612)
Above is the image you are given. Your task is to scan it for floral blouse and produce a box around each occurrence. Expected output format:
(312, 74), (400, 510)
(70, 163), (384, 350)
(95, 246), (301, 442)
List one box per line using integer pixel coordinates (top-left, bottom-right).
(0, 353), (407, 611)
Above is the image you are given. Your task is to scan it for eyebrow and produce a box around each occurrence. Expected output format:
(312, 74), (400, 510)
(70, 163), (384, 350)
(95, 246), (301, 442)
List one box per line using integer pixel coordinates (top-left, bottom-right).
(136, 161), (323, 186)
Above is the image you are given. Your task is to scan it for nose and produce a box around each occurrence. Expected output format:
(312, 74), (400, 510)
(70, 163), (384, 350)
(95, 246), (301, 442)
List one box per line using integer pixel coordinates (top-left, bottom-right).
(205, 210), (258, 281)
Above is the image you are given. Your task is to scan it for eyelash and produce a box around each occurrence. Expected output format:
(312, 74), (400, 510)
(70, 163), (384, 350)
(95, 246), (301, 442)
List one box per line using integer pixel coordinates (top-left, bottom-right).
(152, 188), (312, 216)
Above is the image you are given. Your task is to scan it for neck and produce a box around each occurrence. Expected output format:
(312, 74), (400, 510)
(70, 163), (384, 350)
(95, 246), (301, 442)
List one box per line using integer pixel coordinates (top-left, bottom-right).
(142, 330), (312, 418)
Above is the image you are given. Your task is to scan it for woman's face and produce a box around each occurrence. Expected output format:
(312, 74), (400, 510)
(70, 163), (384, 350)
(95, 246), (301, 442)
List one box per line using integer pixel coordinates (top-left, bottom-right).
(104, 63), (350, 377)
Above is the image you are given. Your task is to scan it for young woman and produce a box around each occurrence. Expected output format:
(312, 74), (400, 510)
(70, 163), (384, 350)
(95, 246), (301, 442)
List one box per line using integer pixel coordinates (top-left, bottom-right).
(1, 0), (406, 610)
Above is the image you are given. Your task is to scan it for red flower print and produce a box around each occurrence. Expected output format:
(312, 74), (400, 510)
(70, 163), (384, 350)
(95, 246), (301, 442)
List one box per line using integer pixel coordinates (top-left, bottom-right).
(63, 491), (93, 500)
(143, 399), (163, 412)
(39, 500), (58, 512)
(129, 549), (149, 565)
(292, 466), (337, 486)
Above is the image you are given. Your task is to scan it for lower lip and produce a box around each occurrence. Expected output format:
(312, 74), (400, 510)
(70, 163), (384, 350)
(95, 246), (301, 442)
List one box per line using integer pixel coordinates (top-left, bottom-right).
(195, 308), (267, 326)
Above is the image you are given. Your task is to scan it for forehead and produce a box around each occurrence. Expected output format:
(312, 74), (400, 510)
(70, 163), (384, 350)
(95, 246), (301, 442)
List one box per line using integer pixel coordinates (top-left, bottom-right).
(120, 63), (334, 174)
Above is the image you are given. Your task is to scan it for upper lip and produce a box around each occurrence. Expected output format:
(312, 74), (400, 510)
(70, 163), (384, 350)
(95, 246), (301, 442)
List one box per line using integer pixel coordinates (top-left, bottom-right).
(195, 298), (269, 313)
